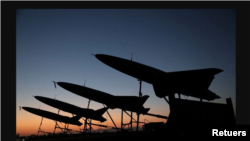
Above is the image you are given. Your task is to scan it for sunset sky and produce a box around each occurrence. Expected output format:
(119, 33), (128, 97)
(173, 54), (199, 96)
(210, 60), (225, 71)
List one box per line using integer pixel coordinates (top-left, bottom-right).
(16, 9), (236, 136)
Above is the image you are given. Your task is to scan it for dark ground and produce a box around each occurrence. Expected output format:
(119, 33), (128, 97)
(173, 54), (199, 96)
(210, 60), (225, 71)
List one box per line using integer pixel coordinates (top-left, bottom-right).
(17, 130), (186, 141)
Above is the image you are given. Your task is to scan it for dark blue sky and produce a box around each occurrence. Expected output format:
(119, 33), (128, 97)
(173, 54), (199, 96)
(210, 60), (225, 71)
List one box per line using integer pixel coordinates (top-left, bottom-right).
(16, 9), (235, 132)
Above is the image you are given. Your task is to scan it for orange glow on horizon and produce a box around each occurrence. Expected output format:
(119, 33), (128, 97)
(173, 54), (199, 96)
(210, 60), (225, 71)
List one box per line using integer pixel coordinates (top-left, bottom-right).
(16, 109), (168, 136)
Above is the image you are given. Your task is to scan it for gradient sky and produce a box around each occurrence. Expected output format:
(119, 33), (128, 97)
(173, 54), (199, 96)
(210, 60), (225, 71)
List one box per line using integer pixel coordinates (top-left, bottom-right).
(16, 9), (236, 136)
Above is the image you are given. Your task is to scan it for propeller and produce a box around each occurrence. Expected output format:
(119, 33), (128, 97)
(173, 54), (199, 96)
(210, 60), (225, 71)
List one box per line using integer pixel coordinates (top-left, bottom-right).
(54, 94), (57, 100)
(19, 106), (22, 111)
(52, 81), (57, 89)
(91, 54), (95, 56)
(84, 80), (86, 87)
(131, 53), (133, 61)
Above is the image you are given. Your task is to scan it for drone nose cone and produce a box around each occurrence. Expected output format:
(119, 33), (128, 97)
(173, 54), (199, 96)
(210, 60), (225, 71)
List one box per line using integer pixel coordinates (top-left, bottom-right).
(57, 82), (76, 91)
(34, 96), (48, 102)
(34, 96), (41, 100)
(57, 82), (63, 86)
(57, 82), (67, 88)
(95, 54), (116, 66)
(95, 54), (111, 61)
(22, 107), (29, 111)
(95, 54), (104, 60)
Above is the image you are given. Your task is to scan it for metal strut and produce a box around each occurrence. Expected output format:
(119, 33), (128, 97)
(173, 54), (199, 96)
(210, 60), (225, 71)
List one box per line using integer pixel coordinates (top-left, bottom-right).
(121, 110), (123, 130)
(136, 80), (143, 131)
(53, 109), (61, 134)
(54, 121), (64, 132)
(84, 99), (91, 133)
(64, 123), (67, 134)
(120, 110), (132, 130)
(103, 104), (118, 130)
(164, 97), (169, 104)
(123, 111), (136, 131)
(37, 117), (43, 136)
(66, 124), (71, 134)
(136, 113), (140, 132)
(139, 80), (142, 97)
(131, 111), (133, 131)
(89, 119), (92, 133)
